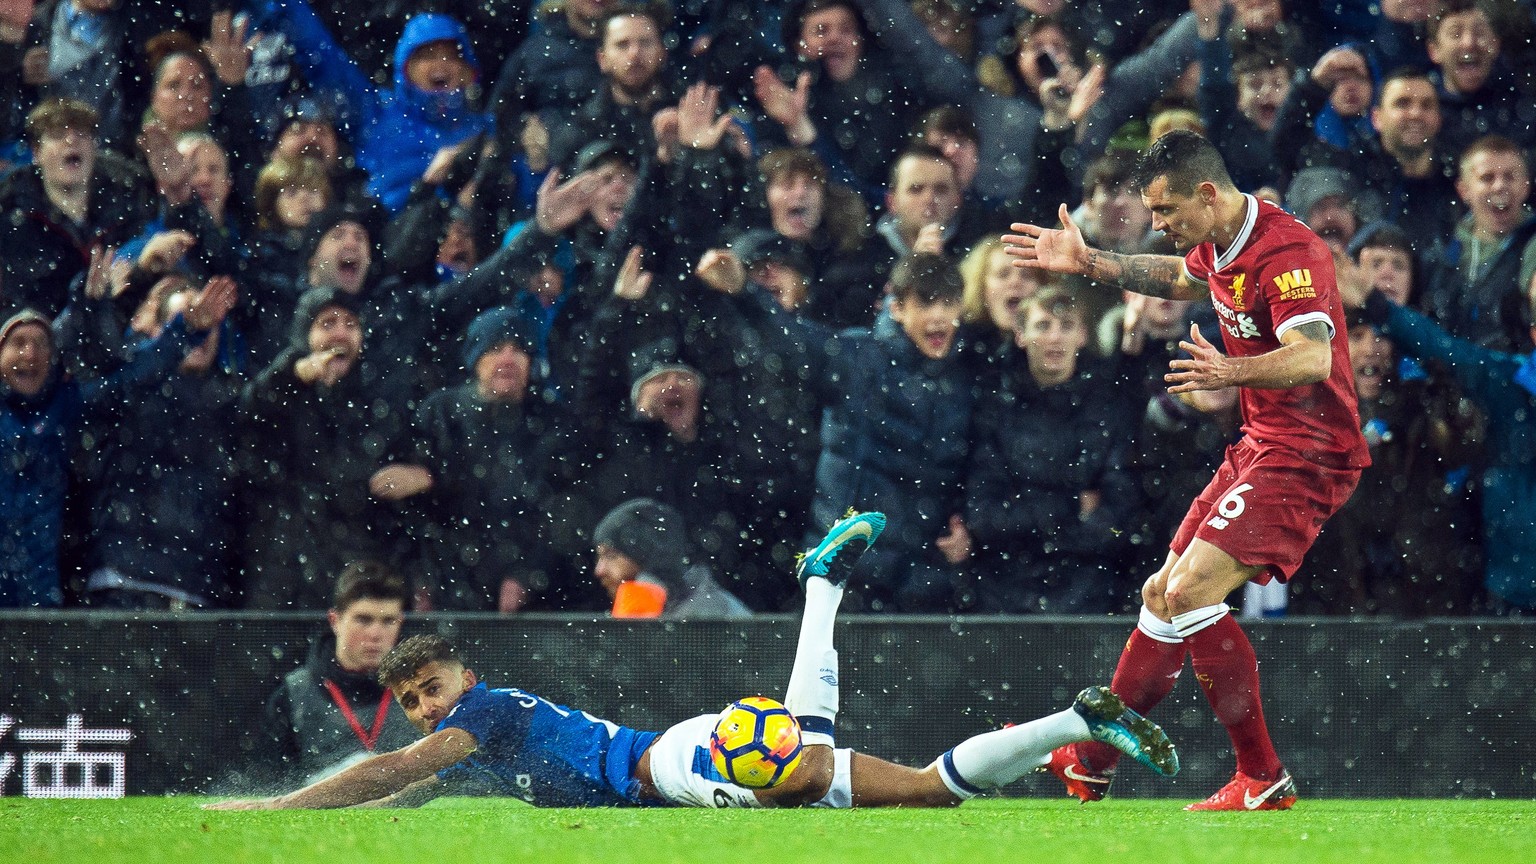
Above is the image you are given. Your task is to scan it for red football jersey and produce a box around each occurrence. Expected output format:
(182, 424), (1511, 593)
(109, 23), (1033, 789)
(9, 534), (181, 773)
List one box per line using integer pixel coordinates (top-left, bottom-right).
(1182, 195), (1370, 469)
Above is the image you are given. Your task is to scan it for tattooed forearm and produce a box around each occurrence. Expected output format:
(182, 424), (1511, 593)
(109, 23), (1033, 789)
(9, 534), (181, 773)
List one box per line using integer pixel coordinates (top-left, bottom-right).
(1085, 251), (1200, 300)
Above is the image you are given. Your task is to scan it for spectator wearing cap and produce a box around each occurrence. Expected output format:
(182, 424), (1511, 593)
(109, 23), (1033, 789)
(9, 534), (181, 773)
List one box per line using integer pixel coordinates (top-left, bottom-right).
(238, 286), (410, 608)
(593, 498), (751, 620)
(264, 98), (370, 209)
(563, 319), (742, 600)
(0, 98), (153, 319)
(372, 306), (572, 612)
(1284, 165), (1363, 255)
(252, 0), (491, 212)
(1420, 135), (1536, 354)
(0, 277), (234, 608)
(546, 4), (680, 169)
(241, 202), (377, 369)
(1288, 67), (1459, 250)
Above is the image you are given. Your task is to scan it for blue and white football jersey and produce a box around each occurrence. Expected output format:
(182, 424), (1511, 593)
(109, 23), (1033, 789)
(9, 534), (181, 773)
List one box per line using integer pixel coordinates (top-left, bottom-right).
(436, 684), (660, 806)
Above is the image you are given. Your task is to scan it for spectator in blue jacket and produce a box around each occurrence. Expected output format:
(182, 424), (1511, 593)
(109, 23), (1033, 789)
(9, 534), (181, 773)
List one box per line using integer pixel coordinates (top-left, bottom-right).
(1362, 285), (1536, 614)
(254, 0), (491, 211)
(0, 277), (236, 607)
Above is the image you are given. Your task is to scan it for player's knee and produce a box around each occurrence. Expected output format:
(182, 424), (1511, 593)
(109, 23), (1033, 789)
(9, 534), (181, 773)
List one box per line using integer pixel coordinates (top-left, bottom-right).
(774, 745), (834, 806)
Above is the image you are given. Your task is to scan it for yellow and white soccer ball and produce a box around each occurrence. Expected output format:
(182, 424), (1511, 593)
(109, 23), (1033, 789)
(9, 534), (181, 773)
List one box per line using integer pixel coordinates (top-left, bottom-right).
(709, 696), (805, 788)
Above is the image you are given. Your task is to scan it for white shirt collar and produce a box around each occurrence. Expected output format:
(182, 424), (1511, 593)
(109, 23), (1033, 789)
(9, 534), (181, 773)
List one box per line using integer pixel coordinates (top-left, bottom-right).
(1212, 194), (1259, 273)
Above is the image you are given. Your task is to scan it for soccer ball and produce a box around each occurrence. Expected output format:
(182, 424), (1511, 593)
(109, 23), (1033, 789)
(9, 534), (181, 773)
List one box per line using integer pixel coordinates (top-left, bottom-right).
(709, 696), (804, 789)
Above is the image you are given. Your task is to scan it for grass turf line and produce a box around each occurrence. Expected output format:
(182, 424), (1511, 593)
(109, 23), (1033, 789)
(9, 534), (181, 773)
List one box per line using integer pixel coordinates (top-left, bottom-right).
(3, 798), (1533, 864)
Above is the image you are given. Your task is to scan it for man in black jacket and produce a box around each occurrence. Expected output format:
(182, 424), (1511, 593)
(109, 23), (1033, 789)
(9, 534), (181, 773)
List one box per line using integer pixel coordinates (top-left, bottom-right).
(252, 561), (418, 789)
(239, 287), (410, 608)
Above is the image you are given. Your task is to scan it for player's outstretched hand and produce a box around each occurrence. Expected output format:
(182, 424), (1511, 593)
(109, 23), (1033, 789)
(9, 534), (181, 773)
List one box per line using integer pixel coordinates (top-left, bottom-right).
(1002, 204), (1090, 274)
(1166, 322), (1236, 393)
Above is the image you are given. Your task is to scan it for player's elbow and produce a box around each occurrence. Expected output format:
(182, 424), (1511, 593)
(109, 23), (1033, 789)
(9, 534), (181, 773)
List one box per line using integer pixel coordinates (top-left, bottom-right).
(1300, 347), (1331, 385)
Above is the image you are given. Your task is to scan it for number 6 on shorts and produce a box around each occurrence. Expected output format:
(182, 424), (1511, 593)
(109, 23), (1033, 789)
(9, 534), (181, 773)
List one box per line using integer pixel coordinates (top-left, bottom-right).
(1217, 483), (1254, 520)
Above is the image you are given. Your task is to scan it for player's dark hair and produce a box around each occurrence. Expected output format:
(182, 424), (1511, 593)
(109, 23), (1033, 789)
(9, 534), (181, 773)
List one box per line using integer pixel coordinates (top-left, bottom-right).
(332, 560), (409, 612)
(378, 634), (460, 690)
(889, 252), (963, 304)
(887, 143), (956, 192)
(1130, 130), (1235, 196)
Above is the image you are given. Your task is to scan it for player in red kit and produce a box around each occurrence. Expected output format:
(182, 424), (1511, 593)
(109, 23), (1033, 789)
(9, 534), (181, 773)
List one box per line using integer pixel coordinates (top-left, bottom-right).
(1002, 131), (1369, 811)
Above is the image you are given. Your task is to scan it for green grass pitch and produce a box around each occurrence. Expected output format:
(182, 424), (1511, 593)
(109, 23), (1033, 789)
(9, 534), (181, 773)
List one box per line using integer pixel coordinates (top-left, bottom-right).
(4, 797), (1533, 864)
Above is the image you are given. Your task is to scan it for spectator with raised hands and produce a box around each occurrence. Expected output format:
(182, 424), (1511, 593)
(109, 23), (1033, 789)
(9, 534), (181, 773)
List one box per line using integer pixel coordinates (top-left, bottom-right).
(849, 0), (1201, 205)
(0, 98), (153, 319)
(83, 274), (248, 609)
(695, 251), (975, 612)
(239, 287), (412, 609)
(0, 273), (235, 608)
(1289, 66), (1460, 249)
(250, 0), (491, 212)
(752, 0), (921, 200)
(20, 0), (207, 148)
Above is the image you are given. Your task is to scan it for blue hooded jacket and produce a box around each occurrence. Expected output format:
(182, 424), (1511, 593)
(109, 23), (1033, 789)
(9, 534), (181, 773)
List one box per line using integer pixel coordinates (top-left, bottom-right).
(258, 1), (491, 211)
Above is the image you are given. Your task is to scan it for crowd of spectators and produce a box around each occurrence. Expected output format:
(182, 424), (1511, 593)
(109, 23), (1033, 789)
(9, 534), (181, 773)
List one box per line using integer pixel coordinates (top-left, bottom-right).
(1, 0), (1533, 616)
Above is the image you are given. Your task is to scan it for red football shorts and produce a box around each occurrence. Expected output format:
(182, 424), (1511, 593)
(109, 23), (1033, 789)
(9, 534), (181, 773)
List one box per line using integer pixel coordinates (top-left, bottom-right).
(1170, 437), (1362, 584)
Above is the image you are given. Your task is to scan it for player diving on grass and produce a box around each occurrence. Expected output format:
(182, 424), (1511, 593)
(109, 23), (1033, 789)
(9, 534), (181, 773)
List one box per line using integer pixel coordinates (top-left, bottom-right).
(208, 511), (1178, 810)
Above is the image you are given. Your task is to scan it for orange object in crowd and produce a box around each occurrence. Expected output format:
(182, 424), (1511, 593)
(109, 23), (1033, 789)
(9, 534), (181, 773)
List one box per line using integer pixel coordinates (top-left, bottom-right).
(611, 580), (667, 618)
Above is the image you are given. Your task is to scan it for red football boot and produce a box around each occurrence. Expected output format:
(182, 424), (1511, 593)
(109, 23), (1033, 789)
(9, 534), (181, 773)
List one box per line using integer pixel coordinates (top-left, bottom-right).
(1185, 771), (1298, 811)
(1042, 746), (1113, 803)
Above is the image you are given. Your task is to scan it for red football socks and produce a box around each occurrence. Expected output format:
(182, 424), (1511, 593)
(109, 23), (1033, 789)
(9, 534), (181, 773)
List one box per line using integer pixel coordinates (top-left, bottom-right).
(1077, 628), (1189, 773)
(1184, 613), (1283, 781)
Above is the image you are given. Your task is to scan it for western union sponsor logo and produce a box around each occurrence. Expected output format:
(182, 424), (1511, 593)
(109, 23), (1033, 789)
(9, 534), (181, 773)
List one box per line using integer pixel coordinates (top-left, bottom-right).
(1273, 268), (1312, 293)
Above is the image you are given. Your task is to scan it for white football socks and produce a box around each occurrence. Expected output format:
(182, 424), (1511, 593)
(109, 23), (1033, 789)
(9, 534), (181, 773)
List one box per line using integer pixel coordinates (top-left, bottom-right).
(783, 577), (843, 747)
(1171, 602), (1231, 639)
(1138, 605), (1184, 644)
(934, 709), (1092, 799)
